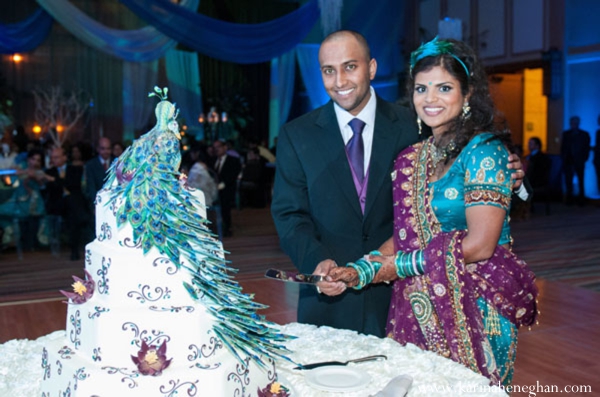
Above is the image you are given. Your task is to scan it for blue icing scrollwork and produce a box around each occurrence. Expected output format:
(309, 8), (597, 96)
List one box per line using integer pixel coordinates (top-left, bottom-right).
(127, 284), (172, 304)
(58, 346), (75, 359)
(93, 347), (102, 362)
(159, 379), (199, 397)
(97, 257), (111, 294)
(69, 310), (81, 349)
(187, 334), (223, 370)
(227, 357), (251, 396)
(88, 306), (110, 319)
(41, 347), (50, 380)
(97, 222), (112, 241)
(73, 367), (89, 390)
(149, 306), (194, 313)
(101, 366), (139, 389)
(122, 322), (171, 348)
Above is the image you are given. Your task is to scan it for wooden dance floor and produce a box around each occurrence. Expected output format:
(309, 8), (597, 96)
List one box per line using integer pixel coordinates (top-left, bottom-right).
(1, 203), (599, 395)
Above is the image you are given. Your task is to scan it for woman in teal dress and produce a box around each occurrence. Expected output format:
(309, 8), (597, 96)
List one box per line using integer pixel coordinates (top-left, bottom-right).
(0, 148), (48, 249)
(329, 37), (538, 386)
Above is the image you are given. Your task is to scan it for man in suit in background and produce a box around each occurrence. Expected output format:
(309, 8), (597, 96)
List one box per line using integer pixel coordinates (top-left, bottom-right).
(45, 147), (88, 260)
(271, 30), (421, 337)
(85, 137), (112, 207)
(561, 116), (591, 206)
(213, 139), (241, 237)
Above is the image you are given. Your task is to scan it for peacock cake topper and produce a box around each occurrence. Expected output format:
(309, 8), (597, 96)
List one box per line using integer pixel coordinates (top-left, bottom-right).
(103, 87), (293, 368)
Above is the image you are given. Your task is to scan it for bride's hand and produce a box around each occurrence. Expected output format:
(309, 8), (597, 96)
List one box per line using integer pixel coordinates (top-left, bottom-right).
(327, 267), (359, 288)
(370, 254), (398, 284)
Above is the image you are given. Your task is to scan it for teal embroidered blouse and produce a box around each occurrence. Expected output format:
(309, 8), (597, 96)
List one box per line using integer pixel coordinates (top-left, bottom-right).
(430, 133), (513, 245)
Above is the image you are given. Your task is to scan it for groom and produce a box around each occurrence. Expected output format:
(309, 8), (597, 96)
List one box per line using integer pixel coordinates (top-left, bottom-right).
(271, 30), (420, 337)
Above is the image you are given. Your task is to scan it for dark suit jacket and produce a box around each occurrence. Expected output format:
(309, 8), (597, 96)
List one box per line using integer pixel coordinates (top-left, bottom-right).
(85, 156), (111, 204)
(44, 165), (87, 220)
(271, 97), (422, 337)
(215, 155), (242, 204)
(561, 129), (591, 167)
(526, 151), (551, 189)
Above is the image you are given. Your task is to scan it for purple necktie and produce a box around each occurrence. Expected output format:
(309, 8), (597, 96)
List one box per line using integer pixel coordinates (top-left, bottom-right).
(347, 118), (366, 184)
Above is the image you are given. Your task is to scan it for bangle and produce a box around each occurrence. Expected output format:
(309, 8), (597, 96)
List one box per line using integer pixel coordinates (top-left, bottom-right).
(394, 250), (425, 278)
(346, 257), (379, 290)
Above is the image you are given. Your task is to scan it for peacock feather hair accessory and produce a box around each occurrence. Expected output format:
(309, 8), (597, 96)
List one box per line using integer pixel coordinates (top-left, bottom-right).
(103, 87), (295, 369)
(409, 36), (471, 79)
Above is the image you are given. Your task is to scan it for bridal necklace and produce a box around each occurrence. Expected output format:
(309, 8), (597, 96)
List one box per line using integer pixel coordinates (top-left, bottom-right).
(428, 137), (456, 177)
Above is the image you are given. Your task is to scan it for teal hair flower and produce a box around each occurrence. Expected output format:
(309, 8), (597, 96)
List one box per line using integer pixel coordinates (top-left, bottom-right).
(410, 36), (470, 78)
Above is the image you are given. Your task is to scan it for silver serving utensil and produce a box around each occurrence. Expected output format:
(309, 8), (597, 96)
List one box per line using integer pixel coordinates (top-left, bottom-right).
(264, 268), (325, 285)
(294, 354), (387, 370)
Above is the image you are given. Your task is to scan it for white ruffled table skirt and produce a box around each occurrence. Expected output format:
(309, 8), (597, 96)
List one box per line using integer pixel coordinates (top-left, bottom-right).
(0, 322), (507, 397)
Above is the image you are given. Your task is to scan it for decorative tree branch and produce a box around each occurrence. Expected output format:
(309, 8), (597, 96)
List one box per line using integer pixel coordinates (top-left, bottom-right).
(33, 86), (91, 146)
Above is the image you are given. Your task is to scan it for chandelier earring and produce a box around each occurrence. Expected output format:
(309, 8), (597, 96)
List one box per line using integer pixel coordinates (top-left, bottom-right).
(417, 117), (422, 135)
(462, 102), (471, 120)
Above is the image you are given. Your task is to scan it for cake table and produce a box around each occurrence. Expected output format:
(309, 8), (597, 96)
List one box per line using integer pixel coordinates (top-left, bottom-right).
(0, 322), (507, 397)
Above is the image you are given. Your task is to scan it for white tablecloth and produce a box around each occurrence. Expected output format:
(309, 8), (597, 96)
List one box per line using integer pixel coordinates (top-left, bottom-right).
(0, 323), (508, 397)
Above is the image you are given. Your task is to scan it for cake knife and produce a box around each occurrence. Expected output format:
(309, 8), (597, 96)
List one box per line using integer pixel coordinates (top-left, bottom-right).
(264, 268), (325, 284)
(293, 355), (387, 370)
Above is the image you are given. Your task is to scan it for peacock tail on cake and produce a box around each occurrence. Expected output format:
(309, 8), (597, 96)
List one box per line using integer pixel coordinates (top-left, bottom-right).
(102, 87), (293, 369)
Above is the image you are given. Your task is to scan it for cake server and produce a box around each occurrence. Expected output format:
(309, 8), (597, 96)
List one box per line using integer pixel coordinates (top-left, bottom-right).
(264, 268), (325, 284)
(294, 354), (387, 370)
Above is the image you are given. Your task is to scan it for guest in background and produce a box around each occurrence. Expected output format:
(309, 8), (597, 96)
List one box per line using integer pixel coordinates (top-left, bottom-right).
(526, 137), (552, 214)
(561, 116), (590, 206)
(84, 137), (112, 206)
(328, 37), (537, 386)
(112, 141), (124, 159)
(0, 148), (49, 251)
(44, 147), (89, 260)
(69, 143), (85, 167)
(212, 139), (241, 237)
(239, 147), (266, 208)
(0, 140), (17, 169)
(594, 115), (600, 194)
(186, 145), (221, 238)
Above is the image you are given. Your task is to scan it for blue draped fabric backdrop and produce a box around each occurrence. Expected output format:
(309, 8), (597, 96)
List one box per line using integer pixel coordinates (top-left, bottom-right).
(37, 0), (199, 62)
(165, 50), (203, 139)
(119, 0), (320, 64)
(122, 61), (159, 142)
(0, 8), (53, 53)
(269, 51), (296, 148)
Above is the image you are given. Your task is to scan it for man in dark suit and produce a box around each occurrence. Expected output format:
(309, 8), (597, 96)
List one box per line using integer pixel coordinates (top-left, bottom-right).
(45, 147), (88, 260)
(526, 137), (552, 214)
(271, 31), (422, 337)
(561, 116), (591, 205)
(213, 139), (241, 237)
(85, 137), (112, 207)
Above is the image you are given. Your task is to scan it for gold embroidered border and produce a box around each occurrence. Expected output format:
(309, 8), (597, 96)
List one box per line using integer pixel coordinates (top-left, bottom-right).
(464, 189), (511, 211)
(445, 233), (479, 373)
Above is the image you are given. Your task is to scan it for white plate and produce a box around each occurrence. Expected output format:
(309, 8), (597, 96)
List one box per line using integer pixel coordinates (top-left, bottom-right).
(304, 366), (371, 392)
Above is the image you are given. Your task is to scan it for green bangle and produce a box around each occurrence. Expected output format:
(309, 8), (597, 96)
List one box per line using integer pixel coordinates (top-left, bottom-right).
(347, 257), (377, 290)
(395, 250), (425, 278)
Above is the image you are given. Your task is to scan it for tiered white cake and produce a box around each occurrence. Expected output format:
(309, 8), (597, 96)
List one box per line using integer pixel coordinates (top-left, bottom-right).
(40, 188), (277, 396)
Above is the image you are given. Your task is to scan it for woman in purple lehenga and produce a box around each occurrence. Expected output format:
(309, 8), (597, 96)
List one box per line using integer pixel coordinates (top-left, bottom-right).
(329, 37), (538, 386)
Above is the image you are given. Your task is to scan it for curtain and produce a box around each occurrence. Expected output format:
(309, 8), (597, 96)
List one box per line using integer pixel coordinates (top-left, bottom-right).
(296, 44), (329, 111)
(0, 8), (53, 54)
(36, 0), (199, 62)
(268, 50), (296, 147)
(164, 49), (203, 139)
(122, 61), (159, 142)
(120, 0), (320, 64)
